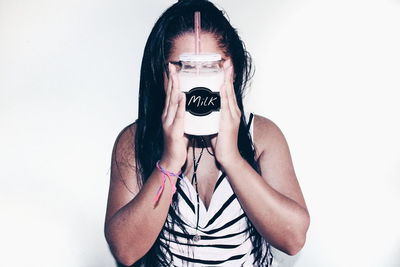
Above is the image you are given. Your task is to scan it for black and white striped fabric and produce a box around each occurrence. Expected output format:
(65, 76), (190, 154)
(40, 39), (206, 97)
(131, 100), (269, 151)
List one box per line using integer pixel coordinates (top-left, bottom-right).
(159, 113), (270, 266)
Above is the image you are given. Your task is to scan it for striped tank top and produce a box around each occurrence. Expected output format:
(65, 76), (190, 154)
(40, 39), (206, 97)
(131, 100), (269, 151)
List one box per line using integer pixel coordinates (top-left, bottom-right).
(159, 113), (273, 266)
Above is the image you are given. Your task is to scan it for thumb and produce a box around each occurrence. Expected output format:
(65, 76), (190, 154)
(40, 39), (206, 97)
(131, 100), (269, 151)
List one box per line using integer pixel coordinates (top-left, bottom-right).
(210, 134), (217, 150)
(173, 92), (186, 124)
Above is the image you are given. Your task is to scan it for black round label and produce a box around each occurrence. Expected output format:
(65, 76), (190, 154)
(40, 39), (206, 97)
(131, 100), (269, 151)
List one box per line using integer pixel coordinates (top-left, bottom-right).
(184, 87), (220, 116)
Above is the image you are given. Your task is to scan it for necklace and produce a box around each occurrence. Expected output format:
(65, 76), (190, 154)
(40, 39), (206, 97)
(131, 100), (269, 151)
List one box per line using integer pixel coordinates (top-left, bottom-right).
(191, 137), (204, 242)
(200, 136), (214, 156)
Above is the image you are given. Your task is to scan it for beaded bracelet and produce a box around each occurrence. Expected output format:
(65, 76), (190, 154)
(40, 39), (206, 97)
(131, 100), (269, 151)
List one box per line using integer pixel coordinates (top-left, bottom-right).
(154, 160), (182, 204)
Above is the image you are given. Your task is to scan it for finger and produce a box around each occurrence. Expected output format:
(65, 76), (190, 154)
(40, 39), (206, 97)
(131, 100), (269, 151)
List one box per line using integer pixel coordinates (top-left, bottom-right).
(227, 66), (240, 117)
(224, 60), (238, 106)
(222, 65), (234, 117)
(184, 134), (191, 149)
(173, 92), (186, 127)
(162, 63), (173, 119)
(168, 63), (179, 105)
(220, 83), (229, 115)
(210, 134), (217, 150)
(224, 60), (240, 117)
(165, 65), (180, 125)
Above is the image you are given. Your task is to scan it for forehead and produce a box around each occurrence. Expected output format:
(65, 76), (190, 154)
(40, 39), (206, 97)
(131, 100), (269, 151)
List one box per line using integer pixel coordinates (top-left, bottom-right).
(168, 33), (226, 61)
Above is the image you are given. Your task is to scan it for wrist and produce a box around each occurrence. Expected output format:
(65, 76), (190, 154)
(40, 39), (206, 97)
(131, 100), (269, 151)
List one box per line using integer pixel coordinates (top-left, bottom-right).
(153, 160), (182, 205)
(158, 158), (183, 174)
(218, 151), (244, 169)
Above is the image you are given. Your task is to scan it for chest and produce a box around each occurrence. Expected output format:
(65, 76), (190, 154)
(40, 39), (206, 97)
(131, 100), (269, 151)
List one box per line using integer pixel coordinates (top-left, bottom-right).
(183, 158), (221, 210)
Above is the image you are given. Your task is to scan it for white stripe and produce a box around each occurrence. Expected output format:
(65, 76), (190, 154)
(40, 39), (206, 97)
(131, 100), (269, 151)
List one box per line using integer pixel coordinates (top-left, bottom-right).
(158, 113), (274, 266)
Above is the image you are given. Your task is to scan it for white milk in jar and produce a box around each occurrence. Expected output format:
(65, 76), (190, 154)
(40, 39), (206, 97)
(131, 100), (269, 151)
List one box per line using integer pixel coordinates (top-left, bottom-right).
(178, 53), (224, 136)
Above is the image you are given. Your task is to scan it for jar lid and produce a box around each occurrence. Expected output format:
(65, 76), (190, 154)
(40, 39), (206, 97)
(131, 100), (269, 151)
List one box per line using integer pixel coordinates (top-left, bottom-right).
(179, 53), (222, 62)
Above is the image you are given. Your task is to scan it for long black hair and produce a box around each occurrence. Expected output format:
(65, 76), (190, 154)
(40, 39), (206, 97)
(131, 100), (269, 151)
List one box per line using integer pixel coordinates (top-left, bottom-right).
(131, 0), (272, 266)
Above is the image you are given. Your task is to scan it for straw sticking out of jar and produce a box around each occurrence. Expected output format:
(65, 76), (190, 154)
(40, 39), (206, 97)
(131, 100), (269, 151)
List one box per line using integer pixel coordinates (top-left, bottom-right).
(194, 11), (201, 55)
(194, 11), (201, 75)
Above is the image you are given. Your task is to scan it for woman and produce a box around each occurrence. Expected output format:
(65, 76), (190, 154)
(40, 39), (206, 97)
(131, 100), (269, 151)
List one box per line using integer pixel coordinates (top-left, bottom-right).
(104, 0), (310, 266)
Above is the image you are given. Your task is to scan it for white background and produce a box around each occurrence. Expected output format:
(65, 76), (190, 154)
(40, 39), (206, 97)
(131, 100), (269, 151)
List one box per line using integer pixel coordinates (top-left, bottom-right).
(1, 0), (399, 266)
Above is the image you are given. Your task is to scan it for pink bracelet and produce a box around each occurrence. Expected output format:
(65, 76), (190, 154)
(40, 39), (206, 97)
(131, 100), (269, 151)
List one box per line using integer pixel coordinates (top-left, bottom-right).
(154, 160), (181, 204)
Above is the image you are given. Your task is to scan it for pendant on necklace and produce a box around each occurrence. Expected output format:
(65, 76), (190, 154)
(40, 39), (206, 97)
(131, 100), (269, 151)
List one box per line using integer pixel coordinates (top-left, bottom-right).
(193, 234), (201, 242)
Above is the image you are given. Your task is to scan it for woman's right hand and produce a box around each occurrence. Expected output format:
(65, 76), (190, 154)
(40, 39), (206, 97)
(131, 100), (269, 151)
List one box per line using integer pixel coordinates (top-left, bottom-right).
(160, 63), (188, 171)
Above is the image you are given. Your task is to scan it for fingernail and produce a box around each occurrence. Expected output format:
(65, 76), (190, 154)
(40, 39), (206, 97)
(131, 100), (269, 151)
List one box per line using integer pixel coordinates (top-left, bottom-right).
(225, 65), (233, 77)
(223, 59), (232, 69)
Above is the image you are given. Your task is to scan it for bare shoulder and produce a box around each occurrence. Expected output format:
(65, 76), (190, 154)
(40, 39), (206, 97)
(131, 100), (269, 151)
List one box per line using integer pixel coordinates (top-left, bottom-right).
(251, 114), (307, 209)
(112, 122), (137, 166)
(252, 114), (288, 157)
(105, 122), (138, 224)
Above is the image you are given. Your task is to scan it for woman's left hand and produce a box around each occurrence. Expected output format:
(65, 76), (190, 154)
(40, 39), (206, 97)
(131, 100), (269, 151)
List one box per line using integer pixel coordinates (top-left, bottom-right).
(211, 59), (242, 166)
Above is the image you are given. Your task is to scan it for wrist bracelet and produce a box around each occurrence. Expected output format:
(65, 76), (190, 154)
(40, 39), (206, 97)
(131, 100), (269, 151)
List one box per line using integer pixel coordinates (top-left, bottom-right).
(154, 160), (181, 205)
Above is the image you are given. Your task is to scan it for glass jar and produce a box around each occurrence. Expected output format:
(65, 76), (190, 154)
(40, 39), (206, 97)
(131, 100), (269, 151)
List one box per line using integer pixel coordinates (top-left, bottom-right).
(178, 53), (224, 136)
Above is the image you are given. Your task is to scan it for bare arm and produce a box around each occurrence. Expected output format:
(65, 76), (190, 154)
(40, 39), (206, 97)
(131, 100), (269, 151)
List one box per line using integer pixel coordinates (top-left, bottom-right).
(211, 60), (309, 255)
(104, 123), (181, 265)
(104, 64), (187, 266)
(220, 115), (310, 255)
